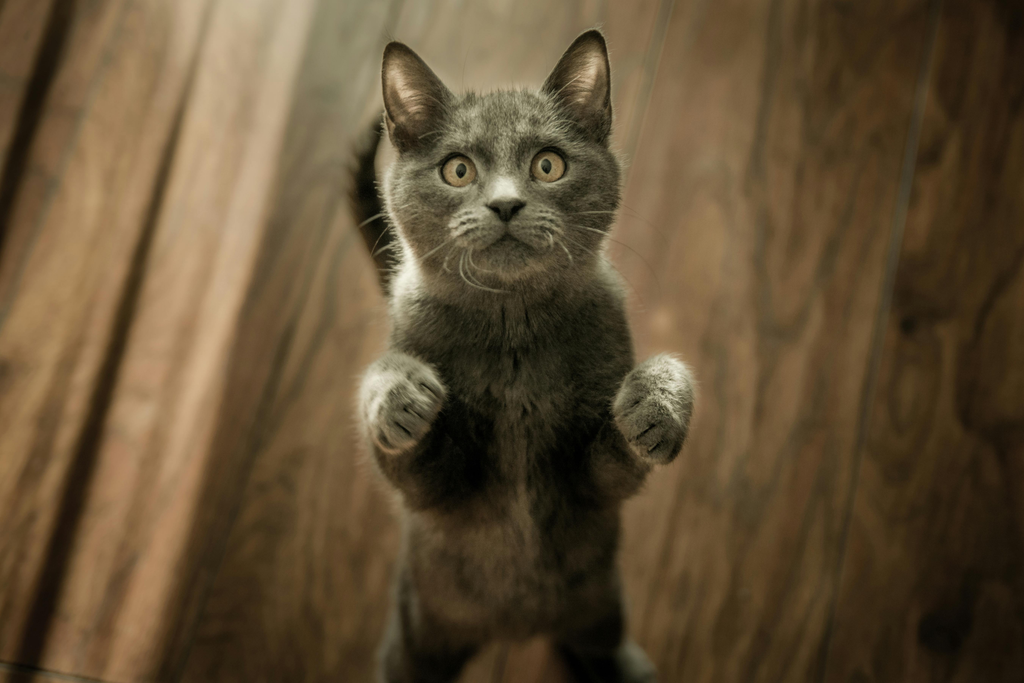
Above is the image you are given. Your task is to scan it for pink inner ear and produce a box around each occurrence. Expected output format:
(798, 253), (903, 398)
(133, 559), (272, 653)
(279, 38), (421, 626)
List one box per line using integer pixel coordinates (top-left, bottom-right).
(570, 52), (605, 105)
(381, 42), (452, 149)
(387, 70), (427, 121)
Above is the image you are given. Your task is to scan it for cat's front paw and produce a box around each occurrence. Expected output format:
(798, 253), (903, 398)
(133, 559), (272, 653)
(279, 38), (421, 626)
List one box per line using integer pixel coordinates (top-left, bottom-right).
(613, 354), (695, 464)
(359, 352), (446, 455)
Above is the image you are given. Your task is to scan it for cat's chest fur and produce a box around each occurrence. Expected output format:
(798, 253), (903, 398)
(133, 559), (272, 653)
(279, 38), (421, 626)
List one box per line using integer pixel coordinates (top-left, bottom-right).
(451, 339), (573, 444)
(394, 297), (624, 629)
(393, 289), (624, 485)
(385, 268), (634, 631)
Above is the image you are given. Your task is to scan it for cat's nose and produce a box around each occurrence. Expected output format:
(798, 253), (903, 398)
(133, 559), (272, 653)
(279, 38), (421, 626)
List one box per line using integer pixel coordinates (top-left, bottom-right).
(487, 198), (525, 222)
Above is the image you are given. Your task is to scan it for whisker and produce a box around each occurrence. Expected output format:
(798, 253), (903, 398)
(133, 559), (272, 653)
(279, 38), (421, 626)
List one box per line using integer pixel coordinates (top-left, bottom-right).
(570, 208), (670, 243)
(620, 203), (669, 238)
(558, 232), (597, 258)
(372, 241), (399, 259)
(556, 237), (573, 264)
(370, 227), (392, 258)
(459, 251), (505, 293)
(558, 233), (647, 307)
(466, 248), (495, 274)
(461, 250), (482, 282)
(420, 239), (452, 261)
(357, 212), (386, 229)
(572, 224), (660, 292)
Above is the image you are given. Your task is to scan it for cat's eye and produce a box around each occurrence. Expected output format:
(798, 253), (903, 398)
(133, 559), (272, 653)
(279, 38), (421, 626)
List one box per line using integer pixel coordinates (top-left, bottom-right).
(531, 150), (565, 182)
(441, 155), (477, 187)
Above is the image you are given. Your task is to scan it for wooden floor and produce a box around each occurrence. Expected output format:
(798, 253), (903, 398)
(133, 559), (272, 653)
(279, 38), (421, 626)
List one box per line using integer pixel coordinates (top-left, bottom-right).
(0, 0), (1021, 681)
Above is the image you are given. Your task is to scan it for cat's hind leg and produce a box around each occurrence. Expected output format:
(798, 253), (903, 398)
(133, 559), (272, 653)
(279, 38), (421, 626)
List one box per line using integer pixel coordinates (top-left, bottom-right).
(559, 639), (658, 683)
(377, 572), (481, 683)
(556, 594), (657, 683)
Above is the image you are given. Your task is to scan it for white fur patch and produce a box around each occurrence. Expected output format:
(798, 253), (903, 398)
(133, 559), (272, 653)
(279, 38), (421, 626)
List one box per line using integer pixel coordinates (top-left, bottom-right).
(488, 176), (520, 202)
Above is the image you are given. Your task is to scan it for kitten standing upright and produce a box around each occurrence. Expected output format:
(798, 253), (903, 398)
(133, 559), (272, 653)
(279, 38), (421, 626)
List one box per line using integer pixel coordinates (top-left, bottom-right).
(353, 30), (695, 683)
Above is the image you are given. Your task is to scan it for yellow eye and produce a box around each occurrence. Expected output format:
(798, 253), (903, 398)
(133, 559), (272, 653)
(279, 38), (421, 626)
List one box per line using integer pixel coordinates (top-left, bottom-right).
(531, 150), (565, 182)
(441, 155), (477, 187)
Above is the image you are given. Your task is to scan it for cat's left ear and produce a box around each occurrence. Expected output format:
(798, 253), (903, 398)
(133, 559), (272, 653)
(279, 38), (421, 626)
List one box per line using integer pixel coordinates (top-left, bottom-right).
(382, 42), (453, 153)
(543, 30), (612, 143)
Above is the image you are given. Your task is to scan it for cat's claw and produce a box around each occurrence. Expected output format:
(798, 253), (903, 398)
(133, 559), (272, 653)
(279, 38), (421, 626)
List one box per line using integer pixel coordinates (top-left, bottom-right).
(360, 353), (447, 455)
(613, 354), (695, 464)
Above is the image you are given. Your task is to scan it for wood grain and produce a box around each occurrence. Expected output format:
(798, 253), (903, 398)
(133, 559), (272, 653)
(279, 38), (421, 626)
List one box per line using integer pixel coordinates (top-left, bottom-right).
(0, 0), (61, 250)
(0, 0), (57, 163)
(162, 1), (402, 681)
(22, 0), (319, 680)
(179, 2), (671, 682)
(0, 0), (210, 667)
(0, 0), (318, 680)
(0, 1), (1018, 683)
(611, 0), (940, 680)
(824, 0), (1024, 680)
(0, 664), (94, 683)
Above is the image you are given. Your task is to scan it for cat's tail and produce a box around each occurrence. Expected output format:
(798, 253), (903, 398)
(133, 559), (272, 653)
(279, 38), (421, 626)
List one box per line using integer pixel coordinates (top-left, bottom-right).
(349, 115), (396, 291)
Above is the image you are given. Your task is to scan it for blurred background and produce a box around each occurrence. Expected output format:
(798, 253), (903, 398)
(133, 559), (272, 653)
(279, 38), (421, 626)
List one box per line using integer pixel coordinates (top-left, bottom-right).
(0, 0), (1021, 682)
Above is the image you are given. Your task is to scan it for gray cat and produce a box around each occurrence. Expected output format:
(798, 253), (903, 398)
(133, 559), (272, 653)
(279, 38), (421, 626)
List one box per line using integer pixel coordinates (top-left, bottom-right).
(351, 30), (695, 683)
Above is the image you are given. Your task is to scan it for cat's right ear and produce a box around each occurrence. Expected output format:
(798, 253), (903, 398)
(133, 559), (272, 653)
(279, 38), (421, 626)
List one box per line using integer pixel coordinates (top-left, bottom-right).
(382, 42), (452, 153)
(543, 30), (612, 144)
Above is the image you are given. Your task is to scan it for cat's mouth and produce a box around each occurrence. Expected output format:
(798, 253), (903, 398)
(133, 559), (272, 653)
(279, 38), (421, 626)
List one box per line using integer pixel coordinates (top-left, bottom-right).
(490, 226), (554, 251)
(477, 233), (531, 263)
(483, 230), (550, 256)
(470, 230), (529, 254)
(489, 234), (520, 248)
(464, 229), (556, 283)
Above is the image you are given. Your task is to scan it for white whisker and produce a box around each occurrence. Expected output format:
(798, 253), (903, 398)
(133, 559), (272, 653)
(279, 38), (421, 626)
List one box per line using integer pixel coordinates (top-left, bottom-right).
(556, 238), (573, 264)
(559, 232), (597, 257)
(560, 234), (647, 307)
(466, 248), (495, 274)
(419, 238), (453, 262)
(572, 225), (657, 285)
(458, 251), (505, 293)
(357, 212), (386, 229)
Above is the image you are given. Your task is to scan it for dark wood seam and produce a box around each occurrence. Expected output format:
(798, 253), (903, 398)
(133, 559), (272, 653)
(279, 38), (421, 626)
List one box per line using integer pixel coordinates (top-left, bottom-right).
(0, 0), (72, 264)
(11, 4), (207, 666)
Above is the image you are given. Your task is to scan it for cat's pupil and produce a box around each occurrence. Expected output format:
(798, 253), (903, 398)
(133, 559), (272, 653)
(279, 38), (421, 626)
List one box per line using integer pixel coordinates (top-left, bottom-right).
(541, 158), (552, 174)
(456, 163), (466, 178)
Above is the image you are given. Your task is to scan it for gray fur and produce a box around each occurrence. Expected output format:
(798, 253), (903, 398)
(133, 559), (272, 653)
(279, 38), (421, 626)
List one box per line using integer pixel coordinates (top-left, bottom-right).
(356, 30), (695, 683)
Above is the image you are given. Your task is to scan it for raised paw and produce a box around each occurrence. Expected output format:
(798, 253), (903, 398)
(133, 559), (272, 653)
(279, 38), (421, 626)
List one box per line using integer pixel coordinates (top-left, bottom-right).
(359, 352), (446, 455)
(613, 354), (695, 464)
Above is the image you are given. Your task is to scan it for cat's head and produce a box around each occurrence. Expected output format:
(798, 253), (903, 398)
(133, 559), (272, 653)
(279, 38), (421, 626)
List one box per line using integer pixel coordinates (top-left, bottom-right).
(380, 31), (621, 295)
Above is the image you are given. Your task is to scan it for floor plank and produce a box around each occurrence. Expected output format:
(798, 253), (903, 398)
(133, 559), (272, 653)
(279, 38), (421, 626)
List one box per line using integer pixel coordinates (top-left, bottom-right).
(824, 0), (1024, 680)
(611, 0), (939, 680)
(180, 2), (670, 682)
(6, 1), (1007, 682)
(0, 0), (210, 669)
(27, 0), (319, 681)
(0, 0), (57, 169)
(164, 1), (402, 681)
(0, 664), (98, 683)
